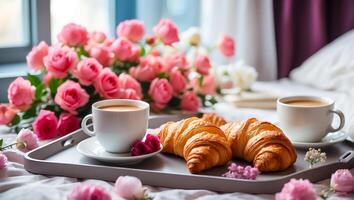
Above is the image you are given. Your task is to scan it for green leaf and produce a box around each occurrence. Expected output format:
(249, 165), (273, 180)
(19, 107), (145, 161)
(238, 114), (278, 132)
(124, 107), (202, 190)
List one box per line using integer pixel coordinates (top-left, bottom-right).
(0, 138), (3, 147)
(49, 78), (61, 97)
(11, 114), (20, 126)
(198, 76), (204, 87)
(157, 72), (169, 79)
(22, 106), (37, 119)
(27, 74), (41, 87)
(140, 47), (146, 56)
(168, 96), (181, 108)
(35, 84), (44, 100)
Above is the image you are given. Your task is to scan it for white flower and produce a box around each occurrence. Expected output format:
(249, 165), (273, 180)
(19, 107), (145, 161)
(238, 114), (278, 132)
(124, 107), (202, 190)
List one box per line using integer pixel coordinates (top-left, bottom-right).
(114, 176), (146, 200)
(181, 27), (201, 46)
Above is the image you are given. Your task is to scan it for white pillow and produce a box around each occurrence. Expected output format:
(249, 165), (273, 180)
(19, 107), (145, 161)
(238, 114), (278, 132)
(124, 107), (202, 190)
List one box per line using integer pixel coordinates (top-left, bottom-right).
(290, 29), (354, 92)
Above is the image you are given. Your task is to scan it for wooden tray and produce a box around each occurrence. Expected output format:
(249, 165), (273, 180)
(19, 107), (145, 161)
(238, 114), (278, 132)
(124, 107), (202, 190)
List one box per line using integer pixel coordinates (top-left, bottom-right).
(24, 115), (354, 194)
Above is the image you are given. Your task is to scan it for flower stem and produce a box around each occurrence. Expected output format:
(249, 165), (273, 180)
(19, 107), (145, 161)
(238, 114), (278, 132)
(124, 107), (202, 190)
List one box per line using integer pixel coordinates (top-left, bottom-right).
(0, 142), (17, 151)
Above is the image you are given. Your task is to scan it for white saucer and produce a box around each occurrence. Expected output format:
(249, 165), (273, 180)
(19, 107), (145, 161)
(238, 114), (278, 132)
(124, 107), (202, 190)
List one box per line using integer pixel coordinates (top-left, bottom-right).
(77, 137), (163, 165)
(292, 131), (349, 148)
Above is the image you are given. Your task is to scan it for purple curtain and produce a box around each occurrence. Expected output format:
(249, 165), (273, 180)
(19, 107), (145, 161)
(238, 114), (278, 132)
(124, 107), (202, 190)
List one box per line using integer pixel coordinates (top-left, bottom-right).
(273, 0), (354, 78)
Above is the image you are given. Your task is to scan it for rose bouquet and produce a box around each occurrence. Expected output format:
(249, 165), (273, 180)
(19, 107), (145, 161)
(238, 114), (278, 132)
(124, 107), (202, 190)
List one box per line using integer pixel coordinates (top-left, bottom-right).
(0, 19), (235, 139)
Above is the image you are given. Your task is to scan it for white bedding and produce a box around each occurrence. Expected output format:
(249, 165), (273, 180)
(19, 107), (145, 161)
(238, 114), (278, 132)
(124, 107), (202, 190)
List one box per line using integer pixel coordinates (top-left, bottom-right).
(0, 80), (353, 200)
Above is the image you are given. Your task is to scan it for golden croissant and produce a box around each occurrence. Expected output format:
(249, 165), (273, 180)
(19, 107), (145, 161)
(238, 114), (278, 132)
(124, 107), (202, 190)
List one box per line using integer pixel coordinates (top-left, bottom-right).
(220, 118), (297, 172)
(156, 117), (232, 173)
(201, 113), (227, 127)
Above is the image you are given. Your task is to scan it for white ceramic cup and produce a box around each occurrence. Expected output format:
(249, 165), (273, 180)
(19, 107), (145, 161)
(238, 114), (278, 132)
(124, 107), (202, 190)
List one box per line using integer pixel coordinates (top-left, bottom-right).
(81, 99), (149, 153)
(277, 96), (345, 142)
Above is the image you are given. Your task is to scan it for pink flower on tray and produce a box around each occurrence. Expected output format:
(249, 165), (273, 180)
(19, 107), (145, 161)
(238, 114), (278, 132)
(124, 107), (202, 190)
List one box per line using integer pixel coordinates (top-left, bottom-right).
(73, 58), (103, 86)
(275, 178), (317, 200)
(169, 68), (187, 93)
(144, 134), (161, 152)
(218, 34), (235, 57)
(110, 38), (133, 61)
(58, 23), (89, 46)
(94, 68), (120, 99)
(153, 19), (179, 45)
(114, 176), (145, 200)
(330, 169), (354, 194)
(67, 184), (111, 200)
(117, 19), (145, 42)
(26, 41), (49, 70)
(222, 163), (260, 180)
(0, 104), (17, 125)
(44, 46), (78, 78)
(180, 91), (200, 112)
(33, 110), (58, 140)
(90, 45), (114, 67)
(57, 113), (81, 136)
(163, 52), (188, 72)
(118, 73), (142, 98)
(55, 80), (89, 113)
(16, 128), (39, 152)
(0, 153), (7, 170)
(7, 77), (35, 111)
(194, 55), (211, 75)
(149, 78), (173, 106)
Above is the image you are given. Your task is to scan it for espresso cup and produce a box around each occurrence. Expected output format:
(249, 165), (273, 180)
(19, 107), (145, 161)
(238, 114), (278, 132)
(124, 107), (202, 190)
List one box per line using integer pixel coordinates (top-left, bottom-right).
(81, 99), (149, 153)
(277, 96), (345, 142)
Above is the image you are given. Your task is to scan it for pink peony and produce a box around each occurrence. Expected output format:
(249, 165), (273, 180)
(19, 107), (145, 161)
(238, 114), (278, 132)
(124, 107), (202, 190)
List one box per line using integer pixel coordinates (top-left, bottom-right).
(169, 68), (187, 93)
(0, 104), (17, 125)
(153, 19), (179, 45)
(148, 78), (173, 105)
(144, 134), (161, 152)
(130, 55), (163, 82)
(73, 58), (103, 86)
(57, 113), (81, 136)
(0, 153), (7, 170)
(54, 80), (89, 113)
(7, 77), (35, 110)
(16, 128), (39, 152)
(114, 176), (145, 200)
(89, 31), (107, 43)
(33, 110), (58, 140)
(44, 47), (78, 78)
(218, 34), (235, 57)
(67, 184), (111, 200)
(94, 68), (120, 99)
(191, 75), (216, 95)
(163, 52), (187, 72)
(194, 55), (211, 75)
(330, 169), (354, 193)
(275, 179), (317, 200)
(117, 19), (145, 42)
(57, 23), (89, 46)
(180, 91), (200, 112)
(90, 45), (114, 67)
(26, 41), (49, 70)
(110, 38), (133, 61)
(118, 73), (142, 98)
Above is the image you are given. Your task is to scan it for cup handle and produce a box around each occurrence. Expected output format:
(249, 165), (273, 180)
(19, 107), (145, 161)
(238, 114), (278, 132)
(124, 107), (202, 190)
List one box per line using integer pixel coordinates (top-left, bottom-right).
(327, 109), (345, 132)
(81, 114), (95, 136)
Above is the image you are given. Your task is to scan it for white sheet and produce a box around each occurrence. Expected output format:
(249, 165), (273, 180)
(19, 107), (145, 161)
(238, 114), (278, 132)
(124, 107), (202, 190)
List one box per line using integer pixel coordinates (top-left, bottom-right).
(0, 80), (353, 200)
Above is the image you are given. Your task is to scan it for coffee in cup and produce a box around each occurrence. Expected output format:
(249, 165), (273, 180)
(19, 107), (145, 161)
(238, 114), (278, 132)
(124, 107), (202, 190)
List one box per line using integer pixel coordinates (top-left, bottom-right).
(277, 96), (345, 142)
(81, 99), (149, 153)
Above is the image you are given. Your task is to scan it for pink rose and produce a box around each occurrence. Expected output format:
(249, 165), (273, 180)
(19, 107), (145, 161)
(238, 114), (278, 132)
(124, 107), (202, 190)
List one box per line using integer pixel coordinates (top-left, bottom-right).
(8, 77), (35, 110)
(16, 128), (39, 152)
(110, 38), (133, 61)
(73, 58), (103, 86)
(55, 80), (89, 113)
(191, 75), (216, 95)
(57, 113), (81, 136)
(118, 73), (142, 98)
(44, 47), (78, 78)
(218, 34), (235, 57)
(118, 89), (141, 100)
(0, 153), (7, 170)
(275, 179), (316, 200)
(153, 19), (179, 45)
(26, 41), (49, 70)
(149, 78), (173, 104)
(169, 68), (187, 93)
(163, 52), (187, 72)
(95, 68), (120, 99)
(117, 19), (145, 42)
(194, 55), (211, 75)
(151, 102), (166, 112)
(103, 38), (115, 47)
(43, 73), (54, 87)
(128, 45), (141, 62)
(180, 91), (200, 112)
(90, 45), (114, 67)
(89, 31), (107, 43)
(114, 176), (145, 200)
(33, 110), (58, 140)
(0, 104), (17, 125)
(330, 169), (354, 193)
(57, 23), (89, 46)
(67, 184), (111, 200)
(130, 56), (162, 82)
